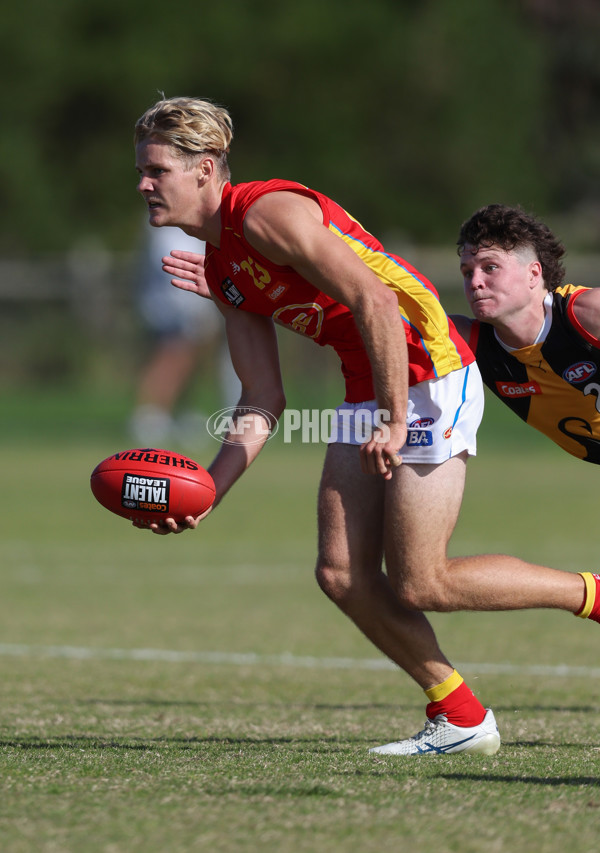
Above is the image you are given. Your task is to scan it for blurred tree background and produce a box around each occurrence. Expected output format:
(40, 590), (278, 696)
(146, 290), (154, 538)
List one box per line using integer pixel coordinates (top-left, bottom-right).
(1, 0), (600, 397)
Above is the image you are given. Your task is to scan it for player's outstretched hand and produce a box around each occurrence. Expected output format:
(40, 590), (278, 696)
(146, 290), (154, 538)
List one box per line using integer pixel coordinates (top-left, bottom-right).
(162, 250), (212, 299)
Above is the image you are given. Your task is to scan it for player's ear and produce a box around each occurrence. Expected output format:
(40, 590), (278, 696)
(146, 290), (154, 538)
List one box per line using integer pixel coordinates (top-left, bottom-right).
(197, 155), (215, 184)
(529, 260), (543, 287)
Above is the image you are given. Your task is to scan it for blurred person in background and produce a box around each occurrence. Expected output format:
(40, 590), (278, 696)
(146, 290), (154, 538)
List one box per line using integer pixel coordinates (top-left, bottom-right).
(130, 223), (239, 448)
(132, 95), (600, 758)
(453, 203), (600, 466)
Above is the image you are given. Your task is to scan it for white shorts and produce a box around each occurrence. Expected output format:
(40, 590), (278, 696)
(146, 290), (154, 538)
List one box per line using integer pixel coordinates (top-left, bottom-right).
(328, 364), (484, 464)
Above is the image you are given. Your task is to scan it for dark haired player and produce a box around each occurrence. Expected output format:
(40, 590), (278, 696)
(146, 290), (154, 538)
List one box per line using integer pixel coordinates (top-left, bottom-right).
(453, 203), (600, 621)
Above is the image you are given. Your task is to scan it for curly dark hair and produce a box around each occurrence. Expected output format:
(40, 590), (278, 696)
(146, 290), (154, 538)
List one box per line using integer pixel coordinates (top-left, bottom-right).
(456, 204), (566, 291)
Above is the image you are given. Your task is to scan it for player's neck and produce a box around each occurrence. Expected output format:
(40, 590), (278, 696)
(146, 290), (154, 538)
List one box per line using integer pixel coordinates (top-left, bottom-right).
(180, 192), (223, 246)
(493, 306), (547, 349)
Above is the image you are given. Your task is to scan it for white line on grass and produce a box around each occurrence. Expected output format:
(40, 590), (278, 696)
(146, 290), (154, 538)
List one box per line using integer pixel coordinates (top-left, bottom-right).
(0, 643), (599, 678)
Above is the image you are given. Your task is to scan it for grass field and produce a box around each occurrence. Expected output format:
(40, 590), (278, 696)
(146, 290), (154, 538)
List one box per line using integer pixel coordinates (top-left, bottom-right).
(1, 389), (599, 852)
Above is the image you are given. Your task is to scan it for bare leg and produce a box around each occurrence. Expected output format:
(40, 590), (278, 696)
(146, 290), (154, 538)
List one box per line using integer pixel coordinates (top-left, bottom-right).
(383, 453), (585, 614)
(316, 442), (455, 690)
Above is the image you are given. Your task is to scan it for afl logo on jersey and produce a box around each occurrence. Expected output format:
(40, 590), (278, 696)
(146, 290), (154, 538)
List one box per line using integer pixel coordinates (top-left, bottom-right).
(562, 361), (596, 384)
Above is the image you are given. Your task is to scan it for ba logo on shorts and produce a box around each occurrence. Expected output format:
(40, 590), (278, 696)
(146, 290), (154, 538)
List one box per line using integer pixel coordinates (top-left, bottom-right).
(562, 361), (596, 384)
(406, 429), (433, 446)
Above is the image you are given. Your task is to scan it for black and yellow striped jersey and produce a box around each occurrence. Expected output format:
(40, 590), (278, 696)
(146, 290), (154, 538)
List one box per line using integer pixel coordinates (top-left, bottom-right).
(470, 285), (600, 463)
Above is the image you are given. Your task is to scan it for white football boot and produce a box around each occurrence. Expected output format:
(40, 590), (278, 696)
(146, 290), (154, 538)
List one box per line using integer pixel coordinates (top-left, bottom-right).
(369, 709), (501, 756)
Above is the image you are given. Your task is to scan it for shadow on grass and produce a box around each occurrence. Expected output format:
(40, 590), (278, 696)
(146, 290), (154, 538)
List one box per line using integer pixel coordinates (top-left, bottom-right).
(439, 771), (600, 787)
(0, 734), (352, 750)
(79, 697), (421, 711)
(2, 733), (599, 755)
(78, 699), (600, 715)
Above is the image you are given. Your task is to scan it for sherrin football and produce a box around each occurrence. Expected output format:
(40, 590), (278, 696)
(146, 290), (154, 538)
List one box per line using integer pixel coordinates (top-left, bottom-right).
(90, 448), (216, 526)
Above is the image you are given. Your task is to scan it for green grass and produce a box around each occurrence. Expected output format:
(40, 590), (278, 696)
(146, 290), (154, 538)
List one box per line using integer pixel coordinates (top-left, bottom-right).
(1, 389), (599, 852)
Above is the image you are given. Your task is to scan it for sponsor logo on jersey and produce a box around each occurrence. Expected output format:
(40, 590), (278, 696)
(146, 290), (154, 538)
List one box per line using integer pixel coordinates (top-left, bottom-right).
(406, 429), (433, 446)
(272, 303), (324, 338)
(221, 277), (245, 307)
(443, 427), (453, 440)
(266, 282), (289, 301)
(496, 380), (542, 397)
(121, 474), (170, 513)
(562, 361), (596, 384)
(409, 417), (435, 428)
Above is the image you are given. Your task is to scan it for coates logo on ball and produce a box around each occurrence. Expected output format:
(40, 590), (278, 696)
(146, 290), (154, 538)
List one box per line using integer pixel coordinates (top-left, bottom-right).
(90, 448), (216, 527)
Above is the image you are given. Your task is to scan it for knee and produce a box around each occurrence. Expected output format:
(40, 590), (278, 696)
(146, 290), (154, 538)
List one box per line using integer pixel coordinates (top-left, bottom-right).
(393, 572), (454, 612)
(315, 561), (356, 607)
(315, 562), (346, 602)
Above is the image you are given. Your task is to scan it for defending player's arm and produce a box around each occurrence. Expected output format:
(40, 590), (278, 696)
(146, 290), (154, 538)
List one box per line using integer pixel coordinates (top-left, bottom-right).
(450, 314), (474, 342)
(243, 191), (408, 478)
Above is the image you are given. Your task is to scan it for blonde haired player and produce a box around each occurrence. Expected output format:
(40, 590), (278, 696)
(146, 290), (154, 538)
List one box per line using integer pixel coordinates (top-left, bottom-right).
(132, 96), (598, 756)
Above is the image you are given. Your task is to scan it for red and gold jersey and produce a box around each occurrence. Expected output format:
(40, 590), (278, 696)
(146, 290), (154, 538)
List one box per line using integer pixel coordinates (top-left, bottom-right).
(470, 284), (600, 463)
(205, 179), (474, 402)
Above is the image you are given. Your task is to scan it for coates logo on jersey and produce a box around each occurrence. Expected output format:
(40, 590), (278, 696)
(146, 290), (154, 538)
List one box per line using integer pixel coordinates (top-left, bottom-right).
(562, 361), (596, 384)
(496, 381), (542, 398)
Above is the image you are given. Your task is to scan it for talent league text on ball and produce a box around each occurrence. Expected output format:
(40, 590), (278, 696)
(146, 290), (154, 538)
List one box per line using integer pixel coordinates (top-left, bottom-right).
(121, 474), (170, 512)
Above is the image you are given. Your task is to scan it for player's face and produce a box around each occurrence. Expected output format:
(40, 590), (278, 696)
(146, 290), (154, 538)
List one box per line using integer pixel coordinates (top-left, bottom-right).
(135, 139), (202, 228)
(459, 244), (540, 324)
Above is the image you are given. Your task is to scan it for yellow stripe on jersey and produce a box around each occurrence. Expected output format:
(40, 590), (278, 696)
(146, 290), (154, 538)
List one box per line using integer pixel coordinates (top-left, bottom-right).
(330, 224), (465, 378)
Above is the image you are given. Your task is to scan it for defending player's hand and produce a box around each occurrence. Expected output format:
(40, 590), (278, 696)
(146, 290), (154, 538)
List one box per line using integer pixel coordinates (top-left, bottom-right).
(360, 421), (406, 479)
(162, 250), (212, 299)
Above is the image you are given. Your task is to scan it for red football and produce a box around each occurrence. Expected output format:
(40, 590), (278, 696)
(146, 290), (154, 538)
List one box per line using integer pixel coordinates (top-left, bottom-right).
(90, 448), (216, 527)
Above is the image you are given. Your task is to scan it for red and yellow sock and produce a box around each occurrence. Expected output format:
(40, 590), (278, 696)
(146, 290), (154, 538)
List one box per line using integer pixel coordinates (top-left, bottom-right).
(574, 572), (600, 623)
(425, 669), (486, 727)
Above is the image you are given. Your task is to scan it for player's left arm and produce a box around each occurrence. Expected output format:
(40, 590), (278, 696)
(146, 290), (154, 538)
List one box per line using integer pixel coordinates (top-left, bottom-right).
(570, 287), (600, 341)
(243, 191), (408, 478)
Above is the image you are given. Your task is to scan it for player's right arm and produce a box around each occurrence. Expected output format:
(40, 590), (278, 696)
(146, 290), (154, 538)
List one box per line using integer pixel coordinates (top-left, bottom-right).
(207, 308), (286, 501)
(150, 306), (285, 535)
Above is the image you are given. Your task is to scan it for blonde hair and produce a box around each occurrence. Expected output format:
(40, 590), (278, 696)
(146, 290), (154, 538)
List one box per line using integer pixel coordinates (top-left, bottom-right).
(135, 96), (233, 180)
